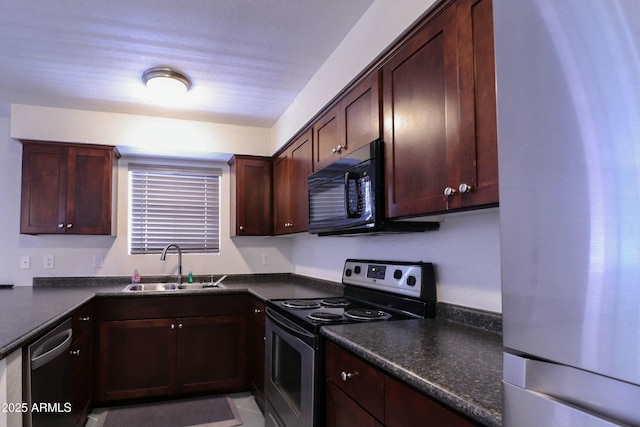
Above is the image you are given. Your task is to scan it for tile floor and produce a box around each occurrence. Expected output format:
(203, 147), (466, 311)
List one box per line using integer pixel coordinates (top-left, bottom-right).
(84, 392), (265, 427)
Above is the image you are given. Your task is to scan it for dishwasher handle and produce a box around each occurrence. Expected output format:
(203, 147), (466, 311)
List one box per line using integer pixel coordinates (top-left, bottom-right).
(31, 328), (72, 371)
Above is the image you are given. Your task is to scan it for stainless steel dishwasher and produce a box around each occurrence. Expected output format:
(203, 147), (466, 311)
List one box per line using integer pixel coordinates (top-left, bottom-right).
(24, 318), (74, 427)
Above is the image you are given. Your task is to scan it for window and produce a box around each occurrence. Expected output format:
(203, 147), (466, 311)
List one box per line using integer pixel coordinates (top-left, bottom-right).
(129, 164), (221, 254)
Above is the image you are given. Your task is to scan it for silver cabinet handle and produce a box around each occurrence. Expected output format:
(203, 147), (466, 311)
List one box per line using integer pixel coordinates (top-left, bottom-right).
(70, 349), (81, 356)
(239, 225), (244, 231)
(254, 308), (263, 314)
(78, 316), (90, 322)
(58, 223), (65, 228)
(340, 371), (358, 381)
(444, 187), (456, 197)
(178, 323), (183, 329)
(171, 324), (175, 330)
(66, 223), (73, 228)
(459, 183), (473, 193)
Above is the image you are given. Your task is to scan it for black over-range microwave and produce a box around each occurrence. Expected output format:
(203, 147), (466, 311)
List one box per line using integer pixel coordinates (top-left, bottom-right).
(307, 139), (439, 236)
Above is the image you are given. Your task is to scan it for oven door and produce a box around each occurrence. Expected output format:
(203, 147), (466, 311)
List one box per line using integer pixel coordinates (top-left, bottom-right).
(265, 308), (320, 427)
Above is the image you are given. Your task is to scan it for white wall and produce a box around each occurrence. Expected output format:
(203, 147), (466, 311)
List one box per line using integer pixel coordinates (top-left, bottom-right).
(0, 115), (292, 286)
(270, 0), (502, 313)
(292, 211), (502, 312)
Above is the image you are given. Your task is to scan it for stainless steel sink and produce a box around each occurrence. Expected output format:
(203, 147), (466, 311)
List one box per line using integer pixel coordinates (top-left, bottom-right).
(122, 282), (226, 292)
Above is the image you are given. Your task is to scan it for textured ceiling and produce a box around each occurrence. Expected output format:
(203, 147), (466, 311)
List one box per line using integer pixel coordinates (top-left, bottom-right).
(0, 0), (375, 127)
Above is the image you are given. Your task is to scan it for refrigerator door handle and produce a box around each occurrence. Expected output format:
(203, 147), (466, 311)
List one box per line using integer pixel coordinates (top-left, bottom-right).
(504, 353), (640, 427)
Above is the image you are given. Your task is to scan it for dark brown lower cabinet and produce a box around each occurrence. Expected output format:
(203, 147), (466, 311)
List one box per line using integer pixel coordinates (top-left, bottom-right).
(326, 382), (384, 427)
(94, 295), (247, 403)
(97, 318), (177, 401)
(385, 375), (476, 427)
(247, 296), (266, 409)
(326, 342), (477, 427)
(176, 315), (246, 393)
(70, 303), (94, 427)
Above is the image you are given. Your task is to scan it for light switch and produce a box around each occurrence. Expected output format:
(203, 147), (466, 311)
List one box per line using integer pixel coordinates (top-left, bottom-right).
(43, 255), (55, 269)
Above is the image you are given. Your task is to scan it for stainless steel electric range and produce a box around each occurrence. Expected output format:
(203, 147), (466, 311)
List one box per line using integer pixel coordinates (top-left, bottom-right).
(263, 259), (437, 427)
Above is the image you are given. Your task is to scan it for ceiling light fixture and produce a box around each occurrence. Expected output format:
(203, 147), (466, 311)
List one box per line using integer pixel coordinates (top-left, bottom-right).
(142, 67), (192, 98)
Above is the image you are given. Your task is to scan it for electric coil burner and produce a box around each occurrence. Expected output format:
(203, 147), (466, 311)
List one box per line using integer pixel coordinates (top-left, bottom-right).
(264, 259), (437, 427)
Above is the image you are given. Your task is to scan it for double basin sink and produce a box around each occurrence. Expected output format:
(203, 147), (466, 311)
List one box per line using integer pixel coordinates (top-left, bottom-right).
(122, 282), (226, 292)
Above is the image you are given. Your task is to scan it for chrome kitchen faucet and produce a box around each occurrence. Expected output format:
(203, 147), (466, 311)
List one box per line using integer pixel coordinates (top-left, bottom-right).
(160, 243), (183, 284)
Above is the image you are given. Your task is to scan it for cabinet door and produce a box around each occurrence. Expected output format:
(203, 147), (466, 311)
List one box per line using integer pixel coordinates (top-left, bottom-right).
(326, 382), (384, 427)
(313, 105), (341, 171)
(230, 156), (273, 236)
(67, 146), (114, 234)
(70, 303), (94, 427)
(385, 375), (476, 427)
(272, 152), (290, 235)
(176, 315), (247, 393)
(288, 130), (313, 233)
(70, 330), (92, 427)
(248, 297), (266, 409)
(274, 129), (313, 235)
(340, 71), (381, 156)
(20, 142), (67, 234)
(96, 318), (177, 401)
(456, 0), (498, 207)
(383, 5), (460, 217)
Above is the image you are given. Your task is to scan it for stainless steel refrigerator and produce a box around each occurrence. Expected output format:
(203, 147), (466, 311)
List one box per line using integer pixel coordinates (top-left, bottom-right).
(494, 1), (640, 426)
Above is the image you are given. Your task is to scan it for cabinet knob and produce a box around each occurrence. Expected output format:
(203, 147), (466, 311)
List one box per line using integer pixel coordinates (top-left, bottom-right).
(171, 324), (175, 330)
(66, 223), (73, 228)
(70, 349), (81, 356)
(58, 223), (65, 229)
(332, 144), (343, 154)
(340, 371), (358, 381)
(444, 187), (456, 197)
(178, 323), (183, 329)
(459, 183), (473, 193)
(78, 316), (90, 322)
(239, 225), (244, 231)
(254, 308), (263, 314)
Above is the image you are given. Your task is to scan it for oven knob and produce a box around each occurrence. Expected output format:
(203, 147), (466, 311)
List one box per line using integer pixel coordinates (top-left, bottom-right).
(354, 266), (361, 274)
(345, 269), (352, 277)
(407, 276), (417, 286)
(393, 269), (402, 280)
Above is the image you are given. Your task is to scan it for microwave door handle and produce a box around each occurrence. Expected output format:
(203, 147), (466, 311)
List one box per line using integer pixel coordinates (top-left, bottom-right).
(344, 172), (360, 218)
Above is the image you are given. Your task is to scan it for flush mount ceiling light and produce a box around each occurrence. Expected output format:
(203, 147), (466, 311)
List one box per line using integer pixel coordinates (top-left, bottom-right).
(142, 67), (192, 98)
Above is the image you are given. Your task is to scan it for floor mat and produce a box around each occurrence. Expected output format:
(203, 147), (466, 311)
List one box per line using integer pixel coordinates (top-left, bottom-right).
(101, 395), (243, 427)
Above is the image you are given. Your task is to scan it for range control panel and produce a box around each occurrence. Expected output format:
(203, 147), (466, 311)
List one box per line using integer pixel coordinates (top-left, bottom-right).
(342, 259), (434, 299)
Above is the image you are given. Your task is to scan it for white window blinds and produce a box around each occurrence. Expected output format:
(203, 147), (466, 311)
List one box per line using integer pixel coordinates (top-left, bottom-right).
(129, 164), (221, 254)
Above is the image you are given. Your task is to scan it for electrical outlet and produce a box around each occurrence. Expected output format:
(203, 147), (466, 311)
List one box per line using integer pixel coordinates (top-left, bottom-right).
(43, 254), (55, 269)
(262, 254), (270, 265)
(93, 254), (104, 268)
(20, 256), (31, 270)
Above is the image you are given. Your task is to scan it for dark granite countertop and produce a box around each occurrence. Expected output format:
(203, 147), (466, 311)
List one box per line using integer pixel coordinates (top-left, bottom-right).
(0, 275), (340, 359)
(1, 274), (503, 427)
(321, 319), (503, 427)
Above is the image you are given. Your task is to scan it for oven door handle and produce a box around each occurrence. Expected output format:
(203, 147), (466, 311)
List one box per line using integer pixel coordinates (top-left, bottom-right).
(266, 307), (317, 342)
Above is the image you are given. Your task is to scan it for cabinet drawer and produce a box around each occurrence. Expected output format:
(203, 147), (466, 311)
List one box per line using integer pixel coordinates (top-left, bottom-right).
(325, 342), (384, 421)
(98, 294), (248, 320)
(72, 302), (94, 337)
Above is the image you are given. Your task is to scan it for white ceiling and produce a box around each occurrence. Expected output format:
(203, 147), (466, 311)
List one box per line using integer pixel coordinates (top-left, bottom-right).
(0, 0), (375, 127)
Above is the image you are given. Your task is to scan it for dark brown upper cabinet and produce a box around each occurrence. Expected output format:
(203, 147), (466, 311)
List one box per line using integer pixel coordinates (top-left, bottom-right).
(314, 71), (381, 171)
(20, 140), (118, 235)
(383, 0), (498, 218)
(229, 155), (273, 236)
(273, 128), (313, 235)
